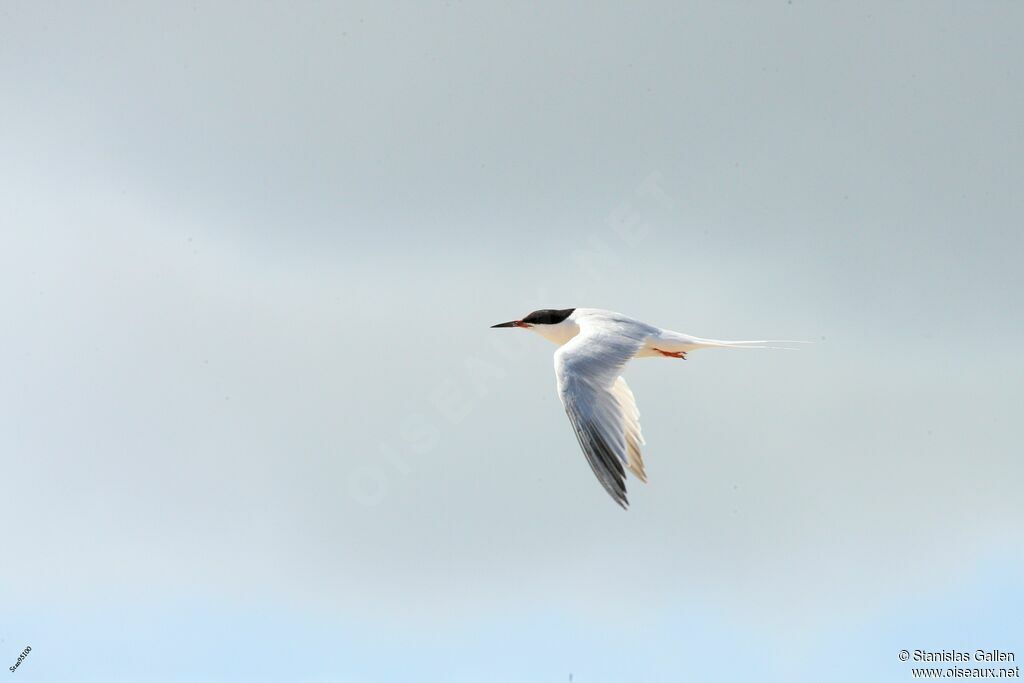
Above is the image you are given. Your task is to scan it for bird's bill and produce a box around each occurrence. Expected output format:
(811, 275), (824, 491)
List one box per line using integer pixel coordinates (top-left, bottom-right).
(490, 320), (530, 328)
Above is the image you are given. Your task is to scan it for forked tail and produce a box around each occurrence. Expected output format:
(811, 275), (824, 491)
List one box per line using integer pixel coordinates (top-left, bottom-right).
(687, 336), (811, 350)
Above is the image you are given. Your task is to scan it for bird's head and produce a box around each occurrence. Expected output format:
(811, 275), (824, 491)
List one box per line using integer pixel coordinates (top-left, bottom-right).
(491, 308), (579, 345)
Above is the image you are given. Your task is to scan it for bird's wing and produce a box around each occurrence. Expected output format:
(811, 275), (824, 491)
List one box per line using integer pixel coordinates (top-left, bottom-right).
(554, 322), (648, 508)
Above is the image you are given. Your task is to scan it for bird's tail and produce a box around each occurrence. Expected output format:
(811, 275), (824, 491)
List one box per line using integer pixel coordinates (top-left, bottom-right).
(686, 336), (811, 350)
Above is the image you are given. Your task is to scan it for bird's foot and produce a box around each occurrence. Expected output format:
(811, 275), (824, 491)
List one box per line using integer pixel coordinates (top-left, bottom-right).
(654, 349), (686, 359)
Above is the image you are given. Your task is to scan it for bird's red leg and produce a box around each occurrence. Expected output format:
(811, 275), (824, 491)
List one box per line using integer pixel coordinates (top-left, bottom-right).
(654, 348), (686, 359)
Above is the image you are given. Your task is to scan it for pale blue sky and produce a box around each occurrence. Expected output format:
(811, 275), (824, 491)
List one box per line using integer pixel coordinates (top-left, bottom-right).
(5, 549), (1023, 682)
(1, 1), (1022, 681)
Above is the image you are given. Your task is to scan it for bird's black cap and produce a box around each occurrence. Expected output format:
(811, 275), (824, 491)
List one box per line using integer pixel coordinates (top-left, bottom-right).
(491, 308), (575, 328)
(521, 308), (575, 325)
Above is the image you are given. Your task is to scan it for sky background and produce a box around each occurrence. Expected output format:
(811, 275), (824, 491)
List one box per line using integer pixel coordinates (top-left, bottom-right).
(2, 1), (1023, 681)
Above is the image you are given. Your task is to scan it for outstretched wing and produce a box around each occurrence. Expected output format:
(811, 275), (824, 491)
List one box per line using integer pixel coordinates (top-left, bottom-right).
(554, 322), (648, 508)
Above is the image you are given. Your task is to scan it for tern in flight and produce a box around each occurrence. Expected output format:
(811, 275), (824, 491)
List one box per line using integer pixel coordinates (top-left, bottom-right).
(491, 308), (800, 508)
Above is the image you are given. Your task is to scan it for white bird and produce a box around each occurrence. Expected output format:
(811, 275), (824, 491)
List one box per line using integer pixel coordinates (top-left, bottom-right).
(491, 307), (799, 508)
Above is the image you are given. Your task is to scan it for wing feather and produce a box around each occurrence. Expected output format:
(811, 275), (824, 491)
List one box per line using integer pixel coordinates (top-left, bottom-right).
(555, 322), (648, 508)
(613, 377), (647, 483)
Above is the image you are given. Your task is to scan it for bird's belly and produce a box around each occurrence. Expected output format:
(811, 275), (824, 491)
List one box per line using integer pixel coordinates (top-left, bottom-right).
(634, 344), (661, 358)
